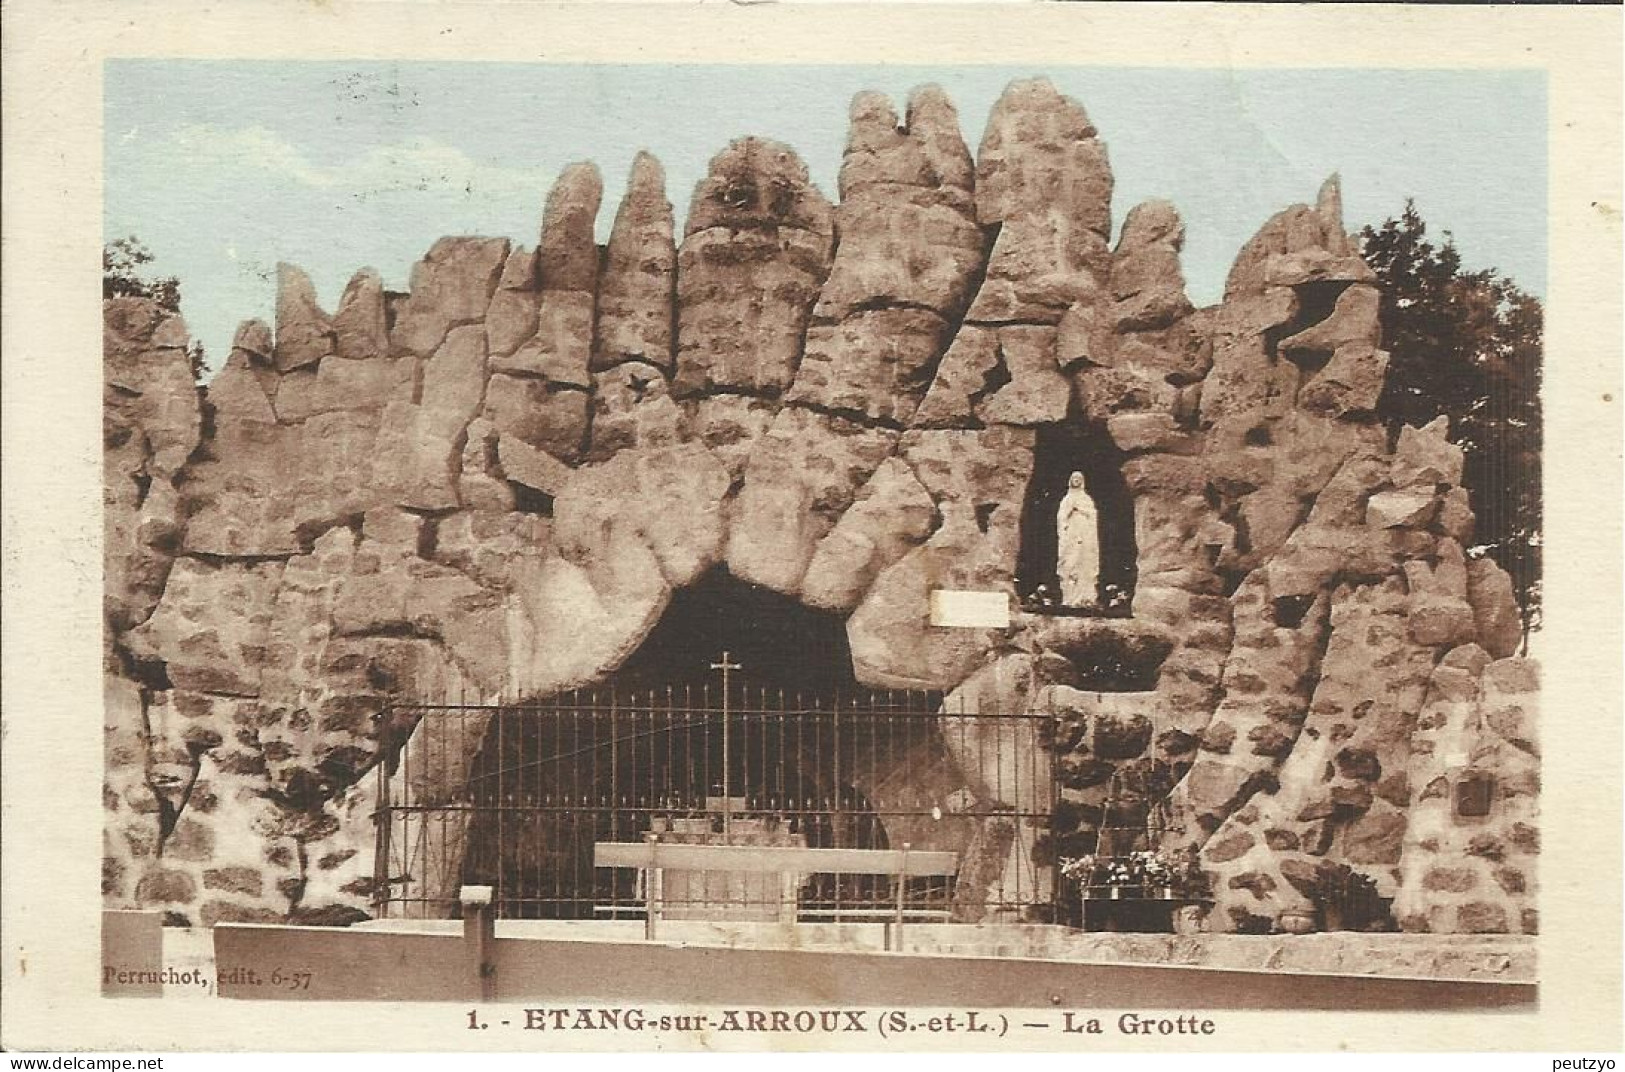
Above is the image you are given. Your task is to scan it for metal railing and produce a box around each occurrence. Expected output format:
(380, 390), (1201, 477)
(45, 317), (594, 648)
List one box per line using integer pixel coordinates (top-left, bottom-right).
(372, 682), (1058, 923)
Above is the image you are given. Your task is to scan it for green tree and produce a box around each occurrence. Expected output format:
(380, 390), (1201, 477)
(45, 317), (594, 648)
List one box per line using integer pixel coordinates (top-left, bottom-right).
(1361, 202), (1542, 645)
(103, 237), (206, 380)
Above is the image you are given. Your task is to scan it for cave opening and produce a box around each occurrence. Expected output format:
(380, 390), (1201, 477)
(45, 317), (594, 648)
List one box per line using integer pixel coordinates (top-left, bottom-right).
(612, 567), (862, 698)
(459, 568), (924, 919)
(1017, 422), (1138, 615)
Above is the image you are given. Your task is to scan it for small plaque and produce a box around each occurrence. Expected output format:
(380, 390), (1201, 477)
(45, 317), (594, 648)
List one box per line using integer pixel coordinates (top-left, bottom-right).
(929, 589), (1010, 629)
(1454, 771), (1495, 819)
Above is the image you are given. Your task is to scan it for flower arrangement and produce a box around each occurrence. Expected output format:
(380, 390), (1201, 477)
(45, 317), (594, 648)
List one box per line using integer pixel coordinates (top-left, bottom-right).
(1059, 849), (1208, 899)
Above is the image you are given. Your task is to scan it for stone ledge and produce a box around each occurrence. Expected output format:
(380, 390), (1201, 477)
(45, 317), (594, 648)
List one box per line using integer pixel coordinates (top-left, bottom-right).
(1027, 930), (1534, 983)
(1015, 612), (1177, 682)
(355, 918), (1534, 982)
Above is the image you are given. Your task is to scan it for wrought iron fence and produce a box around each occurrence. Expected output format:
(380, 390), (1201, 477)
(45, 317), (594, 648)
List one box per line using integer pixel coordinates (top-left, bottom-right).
(372, 681), (1058, 923)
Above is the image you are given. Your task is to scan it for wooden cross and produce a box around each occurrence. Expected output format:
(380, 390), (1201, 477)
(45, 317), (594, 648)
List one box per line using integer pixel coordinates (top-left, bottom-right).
(710, 651), (742, 841)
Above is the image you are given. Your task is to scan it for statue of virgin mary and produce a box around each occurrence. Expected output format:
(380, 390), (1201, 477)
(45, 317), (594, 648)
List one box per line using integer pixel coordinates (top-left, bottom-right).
(1057, 471), (1100, 607)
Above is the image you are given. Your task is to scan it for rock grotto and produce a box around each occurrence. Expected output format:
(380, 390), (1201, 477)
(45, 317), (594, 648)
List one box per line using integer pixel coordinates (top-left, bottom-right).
(102, 77), (1538, 935)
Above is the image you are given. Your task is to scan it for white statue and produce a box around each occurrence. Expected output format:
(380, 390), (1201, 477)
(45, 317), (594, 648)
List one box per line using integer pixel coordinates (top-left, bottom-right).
(1057, 471), (1100, 607)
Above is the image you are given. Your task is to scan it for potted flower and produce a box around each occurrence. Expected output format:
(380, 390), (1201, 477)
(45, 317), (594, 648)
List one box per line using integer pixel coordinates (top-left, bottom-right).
(1104, 858), (1136, 898)
(1059, 853), (1116, 898)
(1133, 850), (1175, 897)
(1058, 853), (1098, 889)
(1308, 862), (1385, 932)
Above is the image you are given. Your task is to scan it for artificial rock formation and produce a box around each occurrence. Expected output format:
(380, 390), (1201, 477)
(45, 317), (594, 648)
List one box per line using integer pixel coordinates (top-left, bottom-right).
(103, 78), (1536, 934)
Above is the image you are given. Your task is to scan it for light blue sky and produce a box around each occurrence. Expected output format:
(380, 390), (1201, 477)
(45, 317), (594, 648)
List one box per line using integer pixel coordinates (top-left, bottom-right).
(105, 63), (1546, 373)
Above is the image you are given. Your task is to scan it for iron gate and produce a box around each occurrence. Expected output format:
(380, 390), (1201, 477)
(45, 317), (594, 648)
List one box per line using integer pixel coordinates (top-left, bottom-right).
(372, 680), (1058, 922)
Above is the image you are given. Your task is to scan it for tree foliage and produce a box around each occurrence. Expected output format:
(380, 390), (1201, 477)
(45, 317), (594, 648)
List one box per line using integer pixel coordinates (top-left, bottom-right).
(1361, 202), (1543, 641)
(103, 237), (206, 380)
(104, 237), (180, 308)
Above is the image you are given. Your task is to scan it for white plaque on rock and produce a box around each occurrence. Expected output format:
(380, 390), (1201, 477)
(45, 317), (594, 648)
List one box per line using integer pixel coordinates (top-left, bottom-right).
(929, 589), (1010, 628)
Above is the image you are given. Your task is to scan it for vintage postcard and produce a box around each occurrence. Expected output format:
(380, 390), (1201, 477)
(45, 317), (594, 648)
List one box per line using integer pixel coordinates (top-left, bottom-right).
(2, 0), (1620, 1056)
